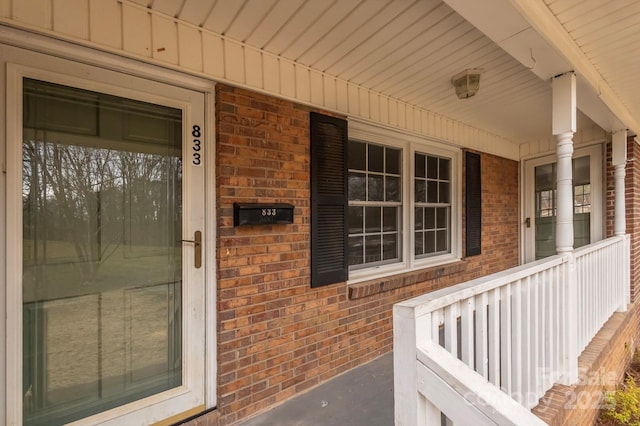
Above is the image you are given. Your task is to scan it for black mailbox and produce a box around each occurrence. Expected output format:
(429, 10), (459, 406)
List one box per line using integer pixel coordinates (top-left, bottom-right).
(233, 203), (294, 226)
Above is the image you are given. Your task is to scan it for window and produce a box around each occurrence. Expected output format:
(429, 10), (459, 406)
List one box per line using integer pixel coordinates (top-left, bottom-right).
(310, 116), (461, 286)
(415, 153), (451, 257)
(348, 141), (402, 268)
(346, 121), (460, 280)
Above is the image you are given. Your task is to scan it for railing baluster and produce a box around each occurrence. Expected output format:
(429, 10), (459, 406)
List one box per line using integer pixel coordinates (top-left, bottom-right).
(444, 303), (458, 358)
(542, 268), (552, 390)
(460, 297), (475, 369)
(488, 288), (500, 386)
(511, 278), (522, 400)
(549, 267), (556, 388)
(432, 309), (442, 346)
(500, 283), (512, 394)
(521, 276), (532, 407)
(531, 272), (540, 400)
(475, 292), (488, 380)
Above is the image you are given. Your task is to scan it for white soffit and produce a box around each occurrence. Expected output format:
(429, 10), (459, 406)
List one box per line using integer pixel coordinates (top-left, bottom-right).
(443, 0), (633, 134)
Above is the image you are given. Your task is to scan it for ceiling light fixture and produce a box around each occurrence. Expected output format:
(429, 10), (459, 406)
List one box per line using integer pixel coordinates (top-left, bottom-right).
(451, 69), (483, 99)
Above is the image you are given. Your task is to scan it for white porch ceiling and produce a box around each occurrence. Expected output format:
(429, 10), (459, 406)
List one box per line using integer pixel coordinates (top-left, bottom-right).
(130, 0), (640, 144)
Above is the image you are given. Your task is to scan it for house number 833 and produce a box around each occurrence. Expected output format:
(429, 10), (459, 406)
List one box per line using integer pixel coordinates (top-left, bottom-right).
(192, 125), (202, 165)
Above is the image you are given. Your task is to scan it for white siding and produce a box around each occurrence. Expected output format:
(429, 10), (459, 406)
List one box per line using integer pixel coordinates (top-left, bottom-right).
(122, 3), (151, 57)
(53, 0), (89, 39)
(89, 0), (121, 49)
(12, 0), (51, 28)
(0, 0), (520, 160)
(0, 0), (10, 18)
(202, 32), (225, 79)
(224, 39), (245, 84)
(178, 23), (203, 72)
(519, 125), (608, 158)
(152, 14), (179, 64)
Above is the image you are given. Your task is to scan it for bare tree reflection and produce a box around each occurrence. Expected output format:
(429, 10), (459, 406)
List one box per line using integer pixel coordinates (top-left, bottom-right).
(23, 140), (181, 285)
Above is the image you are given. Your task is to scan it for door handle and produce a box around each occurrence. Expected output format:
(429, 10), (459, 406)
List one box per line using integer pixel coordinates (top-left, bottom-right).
(525, 217), (531, 228)
(181, 231), (202, 268)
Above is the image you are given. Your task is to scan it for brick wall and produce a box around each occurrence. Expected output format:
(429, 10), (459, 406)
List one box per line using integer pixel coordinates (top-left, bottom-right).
(214, 84), (520, 425)
(463, 150), (520, 279)
(626, 138), (640, 302)
(532, 303), (640, 425)
(606, 137), (640, 301)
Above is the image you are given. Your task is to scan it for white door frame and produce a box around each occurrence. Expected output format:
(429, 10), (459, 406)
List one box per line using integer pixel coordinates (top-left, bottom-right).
(521, 144), (604, 263)
(1, 35), (217, 425)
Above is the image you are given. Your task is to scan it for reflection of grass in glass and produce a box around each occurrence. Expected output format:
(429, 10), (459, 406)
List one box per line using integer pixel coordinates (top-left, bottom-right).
(23, 239), (182, 303)
(25, 281), (182, 423)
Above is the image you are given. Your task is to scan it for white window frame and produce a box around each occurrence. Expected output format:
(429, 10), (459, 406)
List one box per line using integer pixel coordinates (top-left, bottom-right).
(347, 120), (462, 284)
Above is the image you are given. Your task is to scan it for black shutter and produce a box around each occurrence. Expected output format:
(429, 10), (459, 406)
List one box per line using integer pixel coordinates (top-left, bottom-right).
(310, 112), (348, 287)
(465, 151), (482, 257)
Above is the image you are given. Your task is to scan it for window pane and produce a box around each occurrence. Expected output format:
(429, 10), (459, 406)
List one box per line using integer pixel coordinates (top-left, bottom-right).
(349, 206), (363, 233)
(383, 207), (398, 232)
(415, 208), (424, 230)
(349, 172), (366, 201)
(386, 176), (401, 201)
(386, 147), (400, 175)
(439, 158), (450, 180)
(427, 156), (438, 179)
(427, 180), (438, 203)
(349, 140), (366, 170)
(439, 182), (450, 203)
(436, 207), (447, 228)
(415, 180), (426, 203)
(436, 230), (448, 251)
(365, 206), (381, 232)
(574, 156), (590, 185)
(368, 175), (384, 201)
(383, 234), (398, 260)
(348, 236), (364, 266)
(415, 231), (424, 255)
(365, 235), (382, 263)
(425, 208), (435, 229)
(368, 144), (384, 172)
(415, 153), (425, 178)
(425, 230), (436, 253)
(535, 163), (555, 191)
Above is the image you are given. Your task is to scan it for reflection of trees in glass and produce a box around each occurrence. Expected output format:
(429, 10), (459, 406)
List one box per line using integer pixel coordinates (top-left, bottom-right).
(23, 140), (181, 284)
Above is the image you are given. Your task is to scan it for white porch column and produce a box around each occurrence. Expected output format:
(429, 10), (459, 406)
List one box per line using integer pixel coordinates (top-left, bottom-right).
(552, 72), (577, 254)
(553, 72), (579, 385)
(613, 130), (627, 236)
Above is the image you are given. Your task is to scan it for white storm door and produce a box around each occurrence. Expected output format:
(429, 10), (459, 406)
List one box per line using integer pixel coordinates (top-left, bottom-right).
(6, 54), (206, 425)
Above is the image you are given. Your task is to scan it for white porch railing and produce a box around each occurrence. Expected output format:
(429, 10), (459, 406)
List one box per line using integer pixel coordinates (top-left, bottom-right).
(575, 236), (631, 353)
(394, 235), (630, 426)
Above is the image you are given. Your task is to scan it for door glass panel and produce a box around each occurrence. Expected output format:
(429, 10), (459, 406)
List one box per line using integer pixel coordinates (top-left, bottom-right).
(22, 79), (183, 425)
(573, 156), (591, 248)
(534, 156), (591, 260)
(535, 163), (556, 259)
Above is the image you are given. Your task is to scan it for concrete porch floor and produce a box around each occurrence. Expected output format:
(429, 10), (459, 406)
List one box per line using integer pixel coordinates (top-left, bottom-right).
(237, 352), (394, 426)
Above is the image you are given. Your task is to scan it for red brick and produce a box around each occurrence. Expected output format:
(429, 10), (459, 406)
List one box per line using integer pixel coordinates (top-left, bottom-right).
(214, 85), (521, 425)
